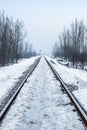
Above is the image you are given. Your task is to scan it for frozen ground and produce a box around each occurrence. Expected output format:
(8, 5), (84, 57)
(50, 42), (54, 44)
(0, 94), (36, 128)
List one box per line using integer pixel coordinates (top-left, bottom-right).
(46, 56), (87, 112)
(0, 56), (39, 103)
(73, 88), (87, 110)
(0, 57), (85, 130)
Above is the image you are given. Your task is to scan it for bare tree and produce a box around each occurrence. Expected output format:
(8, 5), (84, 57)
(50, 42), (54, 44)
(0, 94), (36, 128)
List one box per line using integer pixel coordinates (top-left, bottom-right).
(52, 19), (87, 69)
(0, 11), (36, 66)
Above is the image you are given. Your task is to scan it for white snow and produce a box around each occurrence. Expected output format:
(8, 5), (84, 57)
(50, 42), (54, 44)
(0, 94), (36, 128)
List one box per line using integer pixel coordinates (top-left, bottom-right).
(46, 56), (87, 112)
(0, 57), (85, 130)
(74, 88), (87, 110)
(0, 56), (39, 103)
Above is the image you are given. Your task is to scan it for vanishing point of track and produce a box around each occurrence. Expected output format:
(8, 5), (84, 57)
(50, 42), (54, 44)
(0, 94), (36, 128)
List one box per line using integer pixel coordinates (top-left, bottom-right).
(0, 56), (87, 128)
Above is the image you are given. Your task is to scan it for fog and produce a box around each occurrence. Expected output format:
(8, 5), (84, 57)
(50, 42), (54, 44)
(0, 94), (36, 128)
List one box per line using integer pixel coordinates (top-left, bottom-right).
(0, 0), (87, 54)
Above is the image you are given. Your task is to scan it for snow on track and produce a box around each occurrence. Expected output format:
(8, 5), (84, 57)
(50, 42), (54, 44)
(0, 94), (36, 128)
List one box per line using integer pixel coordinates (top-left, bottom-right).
(73, 88), (87, 110)
(46, 56), (87, 112)
(0, 56), (39, 103)
(0, 57), (85, 130)
(46, 56), (87, 89)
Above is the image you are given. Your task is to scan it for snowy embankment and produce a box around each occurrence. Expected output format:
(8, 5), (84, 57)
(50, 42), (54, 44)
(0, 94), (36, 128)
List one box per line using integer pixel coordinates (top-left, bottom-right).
(0, 56), (39, 103)
(46, 56), (87, 111)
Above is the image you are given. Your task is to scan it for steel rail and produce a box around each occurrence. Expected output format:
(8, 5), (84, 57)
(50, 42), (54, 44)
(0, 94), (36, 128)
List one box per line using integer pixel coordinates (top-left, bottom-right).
(0, 57), (41, 122)
(45, 57), (87, 127)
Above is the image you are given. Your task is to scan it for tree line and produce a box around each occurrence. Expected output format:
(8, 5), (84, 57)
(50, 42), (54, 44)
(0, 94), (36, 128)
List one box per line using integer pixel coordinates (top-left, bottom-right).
(53, 19), (87, 69)
(0, 11), (37, 66)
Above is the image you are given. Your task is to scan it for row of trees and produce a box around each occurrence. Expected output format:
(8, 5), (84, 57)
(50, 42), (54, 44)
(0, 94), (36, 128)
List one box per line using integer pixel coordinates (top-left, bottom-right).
(0, 11), (36, 66)
(53, 19), (87, 69)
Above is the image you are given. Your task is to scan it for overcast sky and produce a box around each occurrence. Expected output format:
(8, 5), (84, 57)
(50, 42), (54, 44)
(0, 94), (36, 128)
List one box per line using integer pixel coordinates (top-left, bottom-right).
(0, 0), (87, 54)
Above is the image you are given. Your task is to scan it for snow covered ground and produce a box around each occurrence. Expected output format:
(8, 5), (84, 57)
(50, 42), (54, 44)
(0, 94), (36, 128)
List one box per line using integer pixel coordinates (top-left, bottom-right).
(0, 57), (85, 130)
(0, 56), (39, 104)
(46, 56), (87, 112)
(74, 88), (87, 111)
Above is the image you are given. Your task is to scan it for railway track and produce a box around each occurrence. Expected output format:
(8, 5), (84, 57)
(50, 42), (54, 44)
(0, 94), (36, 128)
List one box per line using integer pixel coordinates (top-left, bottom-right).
(0, 57), (41, 122)
(45, 57), (87, 128)
(0, 56), (87, 129)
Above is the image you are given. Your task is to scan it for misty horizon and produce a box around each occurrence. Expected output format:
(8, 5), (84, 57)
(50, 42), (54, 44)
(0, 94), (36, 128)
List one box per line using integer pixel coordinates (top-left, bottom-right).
(0, 0), (87, 54)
